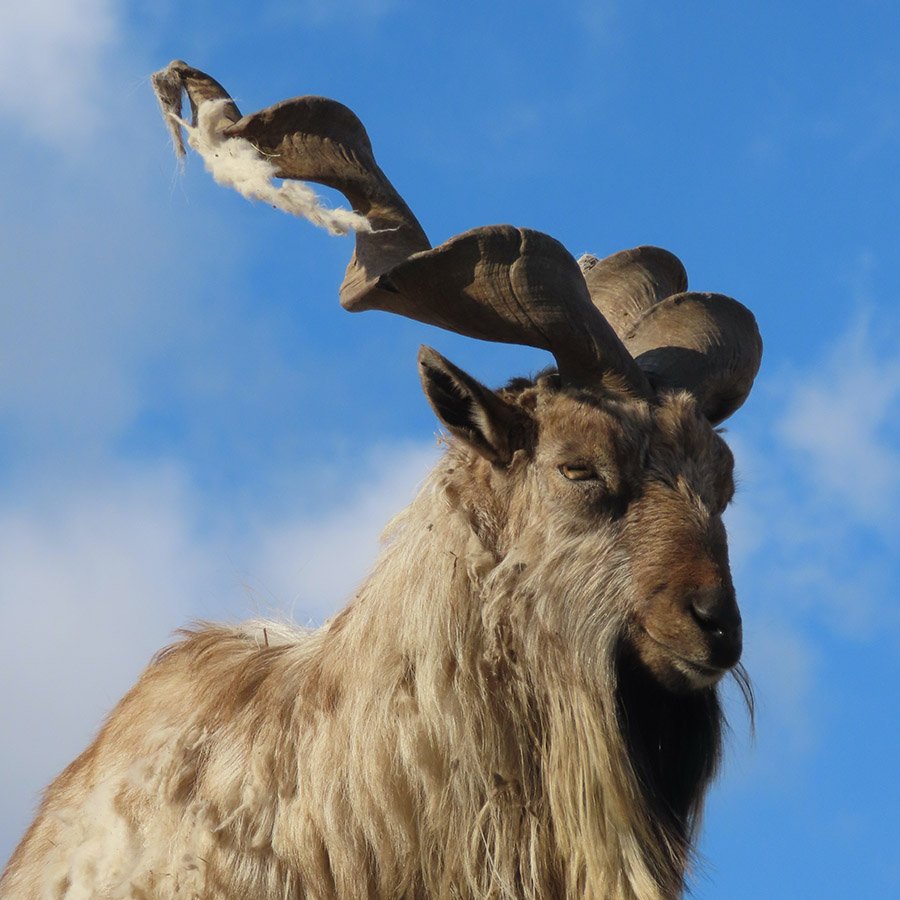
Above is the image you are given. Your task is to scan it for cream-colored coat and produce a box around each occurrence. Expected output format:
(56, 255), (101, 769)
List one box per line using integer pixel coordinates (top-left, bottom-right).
(2, 387), (740, 899)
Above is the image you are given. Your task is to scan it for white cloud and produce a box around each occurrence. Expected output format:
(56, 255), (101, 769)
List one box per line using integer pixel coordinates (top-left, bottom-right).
(253, 442), (439, 619)
(0, 0), (118, 146)
(778, 324), (900, 523)
(721, 432), (769, 572)
(719, 323), (900, 755)
(0, 182), (234, 459)
(0, 465), (210, 859)
(0, 56), (248, 459)
(0, 441), (437, 863)
(743, 618), (819, 753)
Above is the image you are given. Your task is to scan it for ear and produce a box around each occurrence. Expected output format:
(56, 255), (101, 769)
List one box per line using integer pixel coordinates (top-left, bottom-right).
(418, 346), (527, 465)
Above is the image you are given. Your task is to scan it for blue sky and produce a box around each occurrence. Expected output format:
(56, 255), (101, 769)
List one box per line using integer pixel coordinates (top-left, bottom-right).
(1, 1), (899, 895)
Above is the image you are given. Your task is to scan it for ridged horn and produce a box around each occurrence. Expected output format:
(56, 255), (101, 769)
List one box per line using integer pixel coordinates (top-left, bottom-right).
(579, 246), (687, 337)
(580, 247), (762, 422)
(221, 91), (431, 299)
(361, 224), (652, 394)
(623, 292), (763, 424)
(152, 61), (652, 399)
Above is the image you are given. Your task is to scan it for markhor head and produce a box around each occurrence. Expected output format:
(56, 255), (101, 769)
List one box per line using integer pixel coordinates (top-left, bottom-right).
(152, 60), (761, 701)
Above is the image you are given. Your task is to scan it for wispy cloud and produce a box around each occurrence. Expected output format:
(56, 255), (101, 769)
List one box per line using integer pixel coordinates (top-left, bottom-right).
(0, 0), (118, 147)
(0, 52), (251, 464)
(731, 319), (900, 619)
(0, 465), (211, 858)
(722, 320), (900, 759)
(778, 322), (900, 523)
(253, 442), (439, 619)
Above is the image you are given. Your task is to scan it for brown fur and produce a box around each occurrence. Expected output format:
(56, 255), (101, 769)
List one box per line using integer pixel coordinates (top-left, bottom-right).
(1, 380), (744, 899)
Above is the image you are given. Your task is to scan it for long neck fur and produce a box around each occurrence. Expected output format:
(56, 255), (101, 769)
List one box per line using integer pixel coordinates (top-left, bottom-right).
(285, 450), (724, 899)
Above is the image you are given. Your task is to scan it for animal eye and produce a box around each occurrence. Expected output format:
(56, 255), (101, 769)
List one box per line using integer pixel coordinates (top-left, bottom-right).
(559, 463), (599, 482)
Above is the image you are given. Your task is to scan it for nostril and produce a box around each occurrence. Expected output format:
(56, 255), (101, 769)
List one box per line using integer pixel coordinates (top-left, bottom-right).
(690, 600), (723, 634)
(689, 592), (739, 637)
(688, 590), (743, 668)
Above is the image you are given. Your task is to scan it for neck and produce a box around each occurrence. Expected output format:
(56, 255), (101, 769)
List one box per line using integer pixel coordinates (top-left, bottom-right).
(308, 461), (722, 899)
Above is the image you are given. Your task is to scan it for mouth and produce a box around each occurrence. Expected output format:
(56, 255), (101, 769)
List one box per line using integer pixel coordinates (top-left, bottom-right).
(671, 654), (727, 687)
(640, 626), (729, 687)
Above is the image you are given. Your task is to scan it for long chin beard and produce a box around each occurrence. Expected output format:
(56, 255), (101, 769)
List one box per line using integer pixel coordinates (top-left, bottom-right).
(614, 643), (724, 842)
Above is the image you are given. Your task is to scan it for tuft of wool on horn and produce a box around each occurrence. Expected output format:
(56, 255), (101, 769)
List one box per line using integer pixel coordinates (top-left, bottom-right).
(172, 99), (373, 236)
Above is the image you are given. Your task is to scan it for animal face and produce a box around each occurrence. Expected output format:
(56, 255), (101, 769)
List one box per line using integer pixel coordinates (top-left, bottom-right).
(420, 351), (742, 693)
(529, 390), (740, 692)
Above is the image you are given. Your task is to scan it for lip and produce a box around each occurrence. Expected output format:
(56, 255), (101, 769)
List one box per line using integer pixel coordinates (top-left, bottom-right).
(641, 626), (728, 678)
(674, 655), (726, 680)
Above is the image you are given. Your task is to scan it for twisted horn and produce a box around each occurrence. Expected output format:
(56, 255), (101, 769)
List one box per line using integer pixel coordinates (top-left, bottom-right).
(579, 247), (762, 422)
(622, 292), (763, 424)
(152, 61), (240, 156)
(579, 246), (687, 337)
(152, 61), (651, 398)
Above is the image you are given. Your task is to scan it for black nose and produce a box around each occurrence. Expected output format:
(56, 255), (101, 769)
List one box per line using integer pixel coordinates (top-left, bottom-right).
(690, 589), (740, 634)
(689, 588), (742, 666)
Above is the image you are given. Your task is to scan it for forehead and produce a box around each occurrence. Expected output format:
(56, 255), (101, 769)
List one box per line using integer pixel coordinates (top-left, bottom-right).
(535, 391), (647, 456)
(533, 389), (726, 462)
